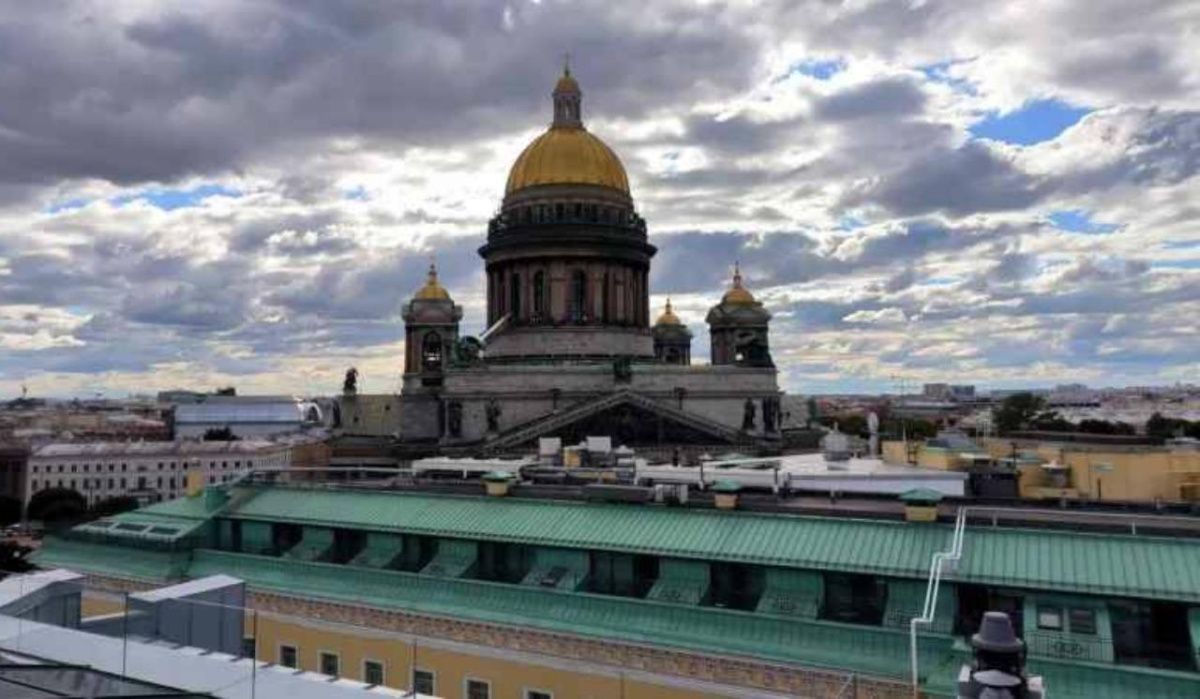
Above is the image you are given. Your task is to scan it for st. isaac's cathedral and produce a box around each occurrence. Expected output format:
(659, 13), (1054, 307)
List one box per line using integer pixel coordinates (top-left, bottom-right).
(369, 67), (782, 452)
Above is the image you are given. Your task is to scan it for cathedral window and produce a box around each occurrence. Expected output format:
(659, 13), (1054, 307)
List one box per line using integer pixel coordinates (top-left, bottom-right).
(533, 271), (546, 320)
(510, 272), (521, 320)
(570, 270), (587, 323)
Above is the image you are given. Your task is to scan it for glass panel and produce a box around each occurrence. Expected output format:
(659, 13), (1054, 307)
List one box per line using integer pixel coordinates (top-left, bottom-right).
(1069, 608), (1096, 634)
(319, 651), (339, 677)
(467, 679), (491, 699)
(413, 669), (435, 694)
(1037, 606), (1063, 630)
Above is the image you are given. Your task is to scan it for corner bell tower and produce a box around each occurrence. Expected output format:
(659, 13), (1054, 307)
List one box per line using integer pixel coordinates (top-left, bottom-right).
(402, 263), (462, 383)
(706, 264), (773, 367)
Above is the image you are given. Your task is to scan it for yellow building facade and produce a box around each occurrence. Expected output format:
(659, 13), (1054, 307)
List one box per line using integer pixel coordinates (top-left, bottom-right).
(982, 438), (1200, 503)
(80, 586), (891, 699)
(883, 437), (1200, 502)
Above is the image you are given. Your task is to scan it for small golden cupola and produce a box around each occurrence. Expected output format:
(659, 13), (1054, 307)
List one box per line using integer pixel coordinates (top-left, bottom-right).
(655, 298), (684, 327)
(652, 297), (693, 365)
(414, 262), (452, 301)
(721, 262), (757, 306)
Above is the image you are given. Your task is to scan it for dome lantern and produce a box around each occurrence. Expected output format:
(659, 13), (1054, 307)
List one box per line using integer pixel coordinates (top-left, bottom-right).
(552, 62), (582, 128)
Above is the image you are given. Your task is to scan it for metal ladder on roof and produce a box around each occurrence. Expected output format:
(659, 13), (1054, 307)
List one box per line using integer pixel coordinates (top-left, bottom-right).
(908, 505), (967, 698)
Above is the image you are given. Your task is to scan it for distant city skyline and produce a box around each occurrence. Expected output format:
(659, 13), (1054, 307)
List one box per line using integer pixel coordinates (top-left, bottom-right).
(0, 2), (1197, 397)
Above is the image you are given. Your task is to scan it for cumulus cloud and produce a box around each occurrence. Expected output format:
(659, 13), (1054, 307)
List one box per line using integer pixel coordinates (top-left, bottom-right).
(0, 0), (1198, 396)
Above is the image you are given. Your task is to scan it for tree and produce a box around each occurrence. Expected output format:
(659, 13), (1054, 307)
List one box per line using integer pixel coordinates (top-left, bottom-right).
(805, 397), (820, 427)
(0, 540), (33, 576)
(1028, 411), (1075, 432)
(819, 414), (868, 436)
(89, 495), (140, 519)
(27, 488), (87, 525)
(992, 393), (1046, 434)
(203, 426), (239, 441)
(0, 495), (21, 526)
(1077, 419), (1136, 436)
(215, 386), (237, 396)
(879, 417), (938, 440)
(1146, 412), (1192, 439)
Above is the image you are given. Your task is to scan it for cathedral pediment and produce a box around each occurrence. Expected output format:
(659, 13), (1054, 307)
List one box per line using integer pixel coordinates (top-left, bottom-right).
(485, 389), (752, 451)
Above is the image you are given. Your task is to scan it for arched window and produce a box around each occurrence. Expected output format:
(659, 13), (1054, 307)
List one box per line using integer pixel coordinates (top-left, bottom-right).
(533, 271), (546, 320)
(510, 272), (521, 320)
(602, 271), (610, 323)
(422, 332), (443, 371)
(570, 270), (587, 323)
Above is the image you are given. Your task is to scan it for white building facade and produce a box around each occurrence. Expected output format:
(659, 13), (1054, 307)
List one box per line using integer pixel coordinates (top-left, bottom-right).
(25, 441), (290, 507)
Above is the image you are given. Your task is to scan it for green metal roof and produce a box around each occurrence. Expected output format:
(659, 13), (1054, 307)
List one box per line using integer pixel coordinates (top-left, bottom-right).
(134, 495), (215, 520)
(221, 486), (948, 577)
(899, 488), (944, 503)
(48, 485), (1200, 604)
(1030, 660), (1200, 699)
(32, 538), (186, 582)
(959, 526), (1200, 602)
(923, 644), (1200, 699)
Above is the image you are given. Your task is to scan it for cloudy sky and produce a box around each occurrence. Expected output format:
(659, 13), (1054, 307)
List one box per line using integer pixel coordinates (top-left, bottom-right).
(1, 0), (1198, 398)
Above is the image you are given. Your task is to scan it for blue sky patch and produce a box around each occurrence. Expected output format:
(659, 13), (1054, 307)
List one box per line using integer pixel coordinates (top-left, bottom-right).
(837, 214), (866, 231)
(969, 99), (1091, 145)
(112, 183), (241, 211)
(1152, 259), (1200, 269)
(1047, 209), (1119, 234)
(45, 198), (89, 214)
(789, 59), (844, 81)
(917, 60), (977, 95)
(344, 185), (369, 201)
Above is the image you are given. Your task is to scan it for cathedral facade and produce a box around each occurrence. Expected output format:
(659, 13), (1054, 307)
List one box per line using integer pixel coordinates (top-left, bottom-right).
(394, 68), (782, 451)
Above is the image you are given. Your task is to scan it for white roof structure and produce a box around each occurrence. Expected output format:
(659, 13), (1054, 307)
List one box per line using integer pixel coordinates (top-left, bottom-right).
(175, 399), (321, 426)
(32, 440), (284, 458)
(637, 453), (967, 496)
(0, 613), (436, 699)
(130, 574), (242, 603)
(0, 569), (83, 608)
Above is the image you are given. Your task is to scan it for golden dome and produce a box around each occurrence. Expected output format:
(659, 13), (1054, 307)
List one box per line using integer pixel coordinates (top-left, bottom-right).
(655, 298), (683, 326)
(721, 263), (757, 305)
(506, 128), (629, 194)
(413, 262), (451, 301)
(505, 66), (630, 196)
